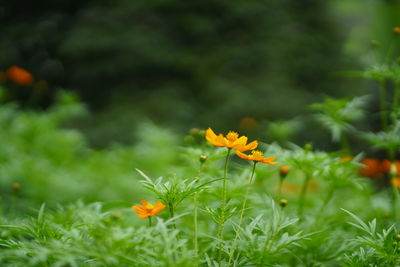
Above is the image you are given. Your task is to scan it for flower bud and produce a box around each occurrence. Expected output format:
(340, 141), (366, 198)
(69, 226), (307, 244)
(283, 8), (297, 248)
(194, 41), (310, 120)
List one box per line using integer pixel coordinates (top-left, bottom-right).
(189, 128), (199, 135)
(394, 233), (400, 241)
(12, 183), (20, 191)
(199, 155), (208, 163)
(304, 143), (313, 152)
(279, 199), (288, 208)
(279, 165), (290, 179)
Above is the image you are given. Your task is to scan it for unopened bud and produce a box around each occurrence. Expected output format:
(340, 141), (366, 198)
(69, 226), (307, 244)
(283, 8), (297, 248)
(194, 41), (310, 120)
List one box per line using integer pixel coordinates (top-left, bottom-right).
(394, 234), (400, 241)
(304, 143), (313, 152)
(189, 128), (199, 135)
(200, 155), (208, 163)
(12, 183), (20, 191)
(279, 199), (288, 208)
(279, 165), (290, 179)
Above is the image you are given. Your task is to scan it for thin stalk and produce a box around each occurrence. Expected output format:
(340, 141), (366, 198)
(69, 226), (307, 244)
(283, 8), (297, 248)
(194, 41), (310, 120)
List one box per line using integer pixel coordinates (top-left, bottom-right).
(168, 203), (176, 229)
(148, 217), (152, 227)
(278, 178), (283, 198)
(315, 185), (335, 223)
(193, 186), (199, 256)
(193, 163), (204, 259)
(383, 37), (394, 65)
(379, 79), (388, 130)
(217, 148), (232, 265)
(227, 162), (257, 267)
(298, 173), (311, 218)
(340, 133), (350, 154)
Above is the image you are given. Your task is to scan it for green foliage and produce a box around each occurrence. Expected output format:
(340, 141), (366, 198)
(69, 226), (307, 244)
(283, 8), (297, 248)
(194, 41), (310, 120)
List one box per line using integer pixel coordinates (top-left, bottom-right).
(0, 91), (180, 206)
(341, 209), (400, 267)
(0, 88), (399, 266)
(310, 96), (368, 142)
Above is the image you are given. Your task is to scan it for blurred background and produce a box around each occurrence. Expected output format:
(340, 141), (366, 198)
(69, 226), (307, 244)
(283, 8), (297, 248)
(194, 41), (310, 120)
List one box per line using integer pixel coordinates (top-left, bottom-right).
(0, 0), (399, 148)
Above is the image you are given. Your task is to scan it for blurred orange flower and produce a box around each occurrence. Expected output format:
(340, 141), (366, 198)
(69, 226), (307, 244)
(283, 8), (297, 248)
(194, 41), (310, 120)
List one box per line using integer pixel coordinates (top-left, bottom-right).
(132, 200), (165, 219)
(236, 150), (279, 165)
(391, 177), (400, 189)
(360, 158), (382, 178)
(205, 128), (258, 151)
(6, 66), (33, 86)
(393, 26), (400, 34)
(239, 117), (259, 131)
(380, 160), (400, 175)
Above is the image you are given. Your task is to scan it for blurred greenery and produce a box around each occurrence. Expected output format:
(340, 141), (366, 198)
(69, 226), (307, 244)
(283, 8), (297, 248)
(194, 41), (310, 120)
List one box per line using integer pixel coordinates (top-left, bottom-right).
(1, 0), (385, 147)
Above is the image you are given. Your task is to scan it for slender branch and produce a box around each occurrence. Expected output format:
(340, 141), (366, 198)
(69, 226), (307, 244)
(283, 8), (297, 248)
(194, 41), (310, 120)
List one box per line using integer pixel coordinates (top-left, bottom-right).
(227, 162), (257, 266)
(217, 148), (231, 265)
(298, 173), (311, 218)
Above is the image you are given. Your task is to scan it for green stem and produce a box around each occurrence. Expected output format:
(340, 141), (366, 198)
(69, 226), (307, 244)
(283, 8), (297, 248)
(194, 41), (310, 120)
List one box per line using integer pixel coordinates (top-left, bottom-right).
(379, 79), (388, 131)
(383, 37), (394, 65)
(194, 191), (199, 255)
(217, 148), (231, 265)
(278, 178), (283, 199)
(340, 133), (350, 154)
(298, 173), (311, 218)
(227, 162), (257, 266)
(315, 185), (335, 223)
(168, 203), (176, 229)
(194, 163), (204, 259)
(148, 217), (152, 227)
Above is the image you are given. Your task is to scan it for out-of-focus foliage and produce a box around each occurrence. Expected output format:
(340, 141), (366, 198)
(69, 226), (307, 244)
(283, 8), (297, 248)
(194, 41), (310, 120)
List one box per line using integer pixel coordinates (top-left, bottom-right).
(0, 91), (181, 207)
(0, 0), (358, 146)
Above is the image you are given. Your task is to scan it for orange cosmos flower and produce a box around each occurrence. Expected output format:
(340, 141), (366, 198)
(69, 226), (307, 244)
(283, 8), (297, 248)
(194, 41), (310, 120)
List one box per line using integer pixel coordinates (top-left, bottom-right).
(391, 177), (400, 189)
(6, 66), (34, 86)
(236, 150), (279, 165)
(360, 158), (382, 178)
(205, 128), (258, 151)
(132, 200), (166, 219)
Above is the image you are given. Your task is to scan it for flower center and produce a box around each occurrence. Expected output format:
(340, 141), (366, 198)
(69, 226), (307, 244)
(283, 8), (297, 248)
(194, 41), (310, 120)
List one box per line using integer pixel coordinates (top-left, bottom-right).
(251, 151), (263, 157)
(226, 131), (239, 142)
(145, 204), (154, 211)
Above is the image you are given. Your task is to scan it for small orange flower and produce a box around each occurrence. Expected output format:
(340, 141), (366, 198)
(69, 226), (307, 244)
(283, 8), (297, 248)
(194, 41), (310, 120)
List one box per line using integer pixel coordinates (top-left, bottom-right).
(360, 158), (382, 178)
(239, 117), (259, 131)
(6, 66), (34, 86)
(393, 26), (400, 35)
(391, 177), (400, 189)
(205, 128), (258, 151)
(236, 150), (279, 165)
(132, 200), (166, 219)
